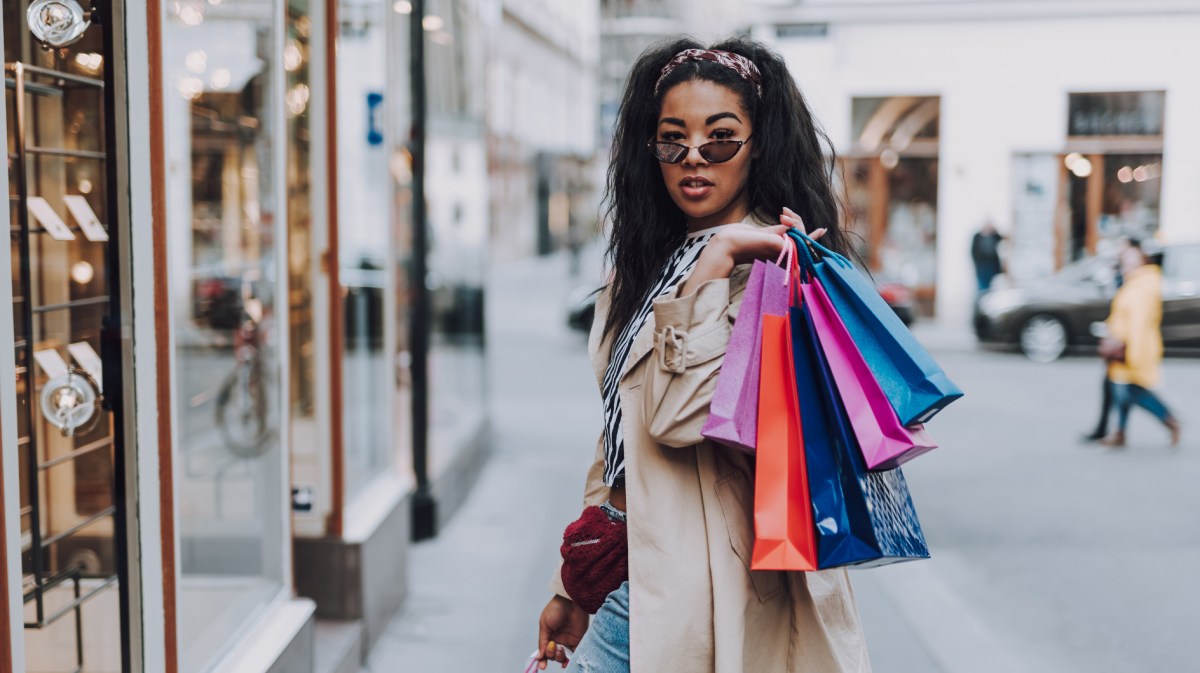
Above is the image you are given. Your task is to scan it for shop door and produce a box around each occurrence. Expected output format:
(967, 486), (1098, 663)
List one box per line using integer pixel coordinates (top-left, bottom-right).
(4, 2), (132, 671)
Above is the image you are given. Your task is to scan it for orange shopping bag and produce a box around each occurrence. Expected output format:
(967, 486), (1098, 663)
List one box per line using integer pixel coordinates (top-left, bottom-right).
(751, 312), (817, 571)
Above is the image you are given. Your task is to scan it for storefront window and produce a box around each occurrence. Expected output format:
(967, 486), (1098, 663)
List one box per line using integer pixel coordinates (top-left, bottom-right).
(1061, 92), (1165, 264)
(161, 2), (286, 670)
(338, 0), (394, 504)
(844, 96), (940, 315)
(425, 0), (487, 476)
(286, 0), (325, 536)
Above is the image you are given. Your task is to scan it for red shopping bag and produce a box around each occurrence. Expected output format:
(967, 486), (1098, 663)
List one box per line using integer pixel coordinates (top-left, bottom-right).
(751, 311), (817, 571)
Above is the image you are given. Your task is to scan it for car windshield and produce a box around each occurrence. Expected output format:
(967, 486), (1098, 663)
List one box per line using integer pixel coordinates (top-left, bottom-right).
(1163, 245), (1200, 281)
(1054, 256), (1111, 284)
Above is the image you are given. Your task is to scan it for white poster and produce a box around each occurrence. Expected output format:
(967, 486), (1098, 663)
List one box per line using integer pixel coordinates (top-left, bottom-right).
(68, 341), (104, 392)
(1010, 154), (1059, 283)
(27, 197), (76, 241)
(63, 195), (109, 242)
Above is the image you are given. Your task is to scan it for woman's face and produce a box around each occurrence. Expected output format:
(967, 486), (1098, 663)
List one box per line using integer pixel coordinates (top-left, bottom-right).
(656, 80), (753, 229)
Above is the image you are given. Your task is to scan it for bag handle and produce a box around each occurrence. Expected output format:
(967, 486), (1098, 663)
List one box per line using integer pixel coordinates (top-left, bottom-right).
(788, 227), (853, 270)
(773, 232), (794, 283)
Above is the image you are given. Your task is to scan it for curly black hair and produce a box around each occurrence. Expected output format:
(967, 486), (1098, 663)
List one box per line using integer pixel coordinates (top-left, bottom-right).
(602, 35), (853, 342)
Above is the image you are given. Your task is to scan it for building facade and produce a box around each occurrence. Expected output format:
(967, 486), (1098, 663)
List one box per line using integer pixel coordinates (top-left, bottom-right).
(1, 0), (490, 671)
(753, 0), (1200, 324)
(484, 0), (602, 261)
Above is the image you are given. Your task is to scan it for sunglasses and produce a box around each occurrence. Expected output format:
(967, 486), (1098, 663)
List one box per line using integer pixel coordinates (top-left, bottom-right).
(646, 135), (752, 164)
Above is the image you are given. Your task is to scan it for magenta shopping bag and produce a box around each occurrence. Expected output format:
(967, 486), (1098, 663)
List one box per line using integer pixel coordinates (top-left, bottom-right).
(803, 278), (936, 470)
(702, 250), (793, 453)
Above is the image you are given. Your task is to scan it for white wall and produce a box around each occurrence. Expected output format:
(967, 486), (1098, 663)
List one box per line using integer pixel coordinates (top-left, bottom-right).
(761, 11), (1200, 323)
(486, 0), (601, 259)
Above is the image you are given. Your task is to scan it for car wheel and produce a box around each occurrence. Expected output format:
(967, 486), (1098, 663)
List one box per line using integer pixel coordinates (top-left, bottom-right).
(1020, 314), (1069, 363)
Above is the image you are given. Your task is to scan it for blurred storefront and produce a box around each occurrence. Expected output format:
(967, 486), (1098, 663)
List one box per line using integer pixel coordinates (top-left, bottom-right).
(1, 0), (490, 671)
(484, 0), (601, 261)
(756, 1), (1200, 324)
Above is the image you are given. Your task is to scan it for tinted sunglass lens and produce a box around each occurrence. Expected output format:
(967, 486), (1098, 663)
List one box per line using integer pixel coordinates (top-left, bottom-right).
(700, 141), (740, 163)
(652, 142), (688, 163)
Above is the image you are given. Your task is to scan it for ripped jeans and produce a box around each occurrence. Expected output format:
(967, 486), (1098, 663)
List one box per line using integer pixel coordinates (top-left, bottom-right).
(565, 581), (629, 673)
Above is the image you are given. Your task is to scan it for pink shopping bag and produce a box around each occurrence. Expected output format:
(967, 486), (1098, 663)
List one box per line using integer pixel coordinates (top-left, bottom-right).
(702, 245), (793, 453)
(803, 278), (936, 470)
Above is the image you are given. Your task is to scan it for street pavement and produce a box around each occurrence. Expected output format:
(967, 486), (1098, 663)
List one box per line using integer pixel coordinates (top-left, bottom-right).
(368, 246), (1200, 672)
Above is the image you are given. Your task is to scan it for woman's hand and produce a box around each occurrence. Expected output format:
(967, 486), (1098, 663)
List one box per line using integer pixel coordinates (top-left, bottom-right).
(536, 595), (588, 669)
(678, 207), (826, 297)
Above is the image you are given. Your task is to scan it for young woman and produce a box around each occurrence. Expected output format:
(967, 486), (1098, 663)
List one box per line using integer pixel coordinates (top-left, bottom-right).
(1101, 242), (1182, 448)
(535, 37), (871, 672)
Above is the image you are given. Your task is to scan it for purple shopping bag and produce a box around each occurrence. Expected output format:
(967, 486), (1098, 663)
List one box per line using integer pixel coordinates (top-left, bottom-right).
(803, 278), (936, 470)
(702, 249), (793, 453)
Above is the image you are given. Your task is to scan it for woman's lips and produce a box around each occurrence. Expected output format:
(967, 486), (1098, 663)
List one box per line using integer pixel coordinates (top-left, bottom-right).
(680, 177), (714, 200)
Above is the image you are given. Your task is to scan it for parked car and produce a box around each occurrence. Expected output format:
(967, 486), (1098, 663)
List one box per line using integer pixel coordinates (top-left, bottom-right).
(974, 242), (1200, 362)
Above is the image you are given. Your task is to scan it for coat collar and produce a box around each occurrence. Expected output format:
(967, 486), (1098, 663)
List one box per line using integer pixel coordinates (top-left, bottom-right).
(589, 210), (771, 388)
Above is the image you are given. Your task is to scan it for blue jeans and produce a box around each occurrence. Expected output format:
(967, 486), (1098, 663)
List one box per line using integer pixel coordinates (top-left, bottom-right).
(565, 581), (630, 673)
(1112, 383), (1173, 431)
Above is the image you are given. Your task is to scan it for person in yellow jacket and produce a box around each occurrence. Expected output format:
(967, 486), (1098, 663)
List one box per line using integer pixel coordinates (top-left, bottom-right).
(1101, 242), (1182, 447)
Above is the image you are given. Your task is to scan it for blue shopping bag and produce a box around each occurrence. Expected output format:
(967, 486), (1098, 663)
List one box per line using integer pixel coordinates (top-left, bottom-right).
(791, 298), (929, 568)
(787, 229), (963, 425)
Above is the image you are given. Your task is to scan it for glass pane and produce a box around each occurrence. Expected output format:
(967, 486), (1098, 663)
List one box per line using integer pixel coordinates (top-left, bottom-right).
(339, 0), (393, 502)
(286, 0), (323, 532)
(5, 10), (126, 669)
(162, 2), (286, 670)
(425, 0), (487, 474)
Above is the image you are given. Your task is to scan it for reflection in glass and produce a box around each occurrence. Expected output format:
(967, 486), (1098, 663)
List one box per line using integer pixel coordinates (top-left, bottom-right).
(339, 0), (393, 503)
(286, 0), (324, 534)
(423, 0), (487, 476)
(162, 2), (285, 670)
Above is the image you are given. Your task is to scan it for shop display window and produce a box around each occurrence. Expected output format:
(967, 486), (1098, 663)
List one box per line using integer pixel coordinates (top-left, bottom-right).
(161, 2), (287, 670)
(5, 4), (126, 670)
(338, 0), (396, 508)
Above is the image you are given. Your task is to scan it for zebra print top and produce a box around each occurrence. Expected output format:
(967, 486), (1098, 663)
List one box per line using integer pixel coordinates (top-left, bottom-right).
(600, 225), (727, 487)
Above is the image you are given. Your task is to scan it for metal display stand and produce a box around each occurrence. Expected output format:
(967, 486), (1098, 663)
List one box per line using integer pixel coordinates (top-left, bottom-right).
(7, 60), (119, 673)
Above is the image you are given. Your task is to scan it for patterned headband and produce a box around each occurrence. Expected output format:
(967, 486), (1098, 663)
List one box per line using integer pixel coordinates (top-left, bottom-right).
(654, 49), (764, 98)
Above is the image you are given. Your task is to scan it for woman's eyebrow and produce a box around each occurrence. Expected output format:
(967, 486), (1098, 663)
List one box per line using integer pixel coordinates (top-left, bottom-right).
(659, 117), (686, 127)
(706, 111), (741, 125)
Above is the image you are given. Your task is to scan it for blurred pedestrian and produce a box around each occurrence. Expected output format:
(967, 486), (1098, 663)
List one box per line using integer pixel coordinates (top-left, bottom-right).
(971, 221), (1004, 294)
(534, 38), (869, 672)
(1100, 242), (1182, 448)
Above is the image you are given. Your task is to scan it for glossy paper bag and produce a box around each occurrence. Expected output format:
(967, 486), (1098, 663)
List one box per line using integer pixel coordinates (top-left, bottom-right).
(791, 302), (929, 568)
(702, 259), (791, 453)
(804, 278), (937, 470)
(751, 312), (817, 571)
(787, 230), (963, 425)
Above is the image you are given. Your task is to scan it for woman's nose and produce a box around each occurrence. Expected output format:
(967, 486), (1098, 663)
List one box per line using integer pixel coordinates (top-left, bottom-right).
(682, 145), (707, 166)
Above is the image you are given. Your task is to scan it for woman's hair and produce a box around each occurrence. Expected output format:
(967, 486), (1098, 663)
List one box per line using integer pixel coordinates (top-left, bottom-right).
(602, 35), (854, 342)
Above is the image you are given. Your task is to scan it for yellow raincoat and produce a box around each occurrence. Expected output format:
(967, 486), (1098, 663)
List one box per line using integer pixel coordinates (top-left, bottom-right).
(1106, 264), (1164, 389)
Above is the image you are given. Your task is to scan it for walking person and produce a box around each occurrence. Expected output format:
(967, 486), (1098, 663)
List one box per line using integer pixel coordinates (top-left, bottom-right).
(970, 221), (1004, 295)
(533, 38), (871, 672)
(1100, 242), (1182, 448)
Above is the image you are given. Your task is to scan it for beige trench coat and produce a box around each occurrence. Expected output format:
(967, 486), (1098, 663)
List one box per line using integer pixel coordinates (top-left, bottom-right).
(1106, 264), (1164, 389)
(551, 220), (872, 673)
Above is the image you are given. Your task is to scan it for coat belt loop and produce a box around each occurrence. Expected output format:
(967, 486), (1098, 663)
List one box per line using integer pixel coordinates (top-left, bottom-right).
(659, 325), (687, 373)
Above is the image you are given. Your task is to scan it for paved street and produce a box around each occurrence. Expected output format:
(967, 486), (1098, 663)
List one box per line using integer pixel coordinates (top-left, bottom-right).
(369, 247), (1200, 672)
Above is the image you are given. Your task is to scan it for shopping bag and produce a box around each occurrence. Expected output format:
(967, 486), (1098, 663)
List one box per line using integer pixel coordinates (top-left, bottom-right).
(803, 275), (937, 470)
(791, 301), (929, 568)
(702, 248), (793, 453)
(751, 311), (817, 571)
(787, 229), (963, 426)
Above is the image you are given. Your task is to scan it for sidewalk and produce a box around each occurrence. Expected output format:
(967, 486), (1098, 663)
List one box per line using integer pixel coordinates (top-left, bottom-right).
(367, 248), (603, 670)
(365, 245), (961, 671)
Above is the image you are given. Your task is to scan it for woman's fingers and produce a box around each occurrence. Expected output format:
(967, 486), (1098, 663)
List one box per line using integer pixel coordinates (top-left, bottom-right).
(810, 227), (828, 241)
(781, 207), (805, 231)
